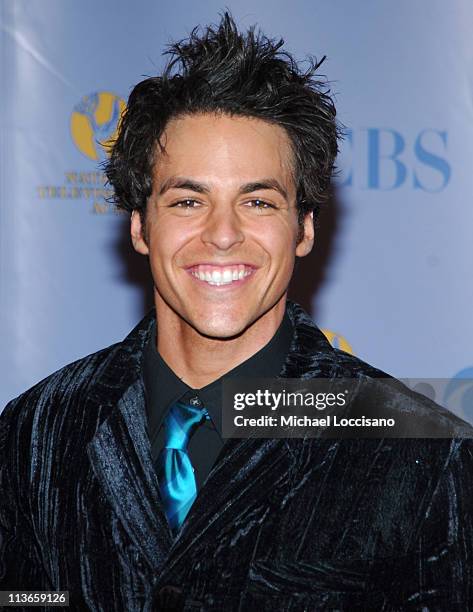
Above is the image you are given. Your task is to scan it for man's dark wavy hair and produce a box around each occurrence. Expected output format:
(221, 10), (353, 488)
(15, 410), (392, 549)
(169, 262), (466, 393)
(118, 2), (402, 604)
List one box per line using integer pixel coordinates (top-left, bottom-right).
(105, 11), (340, 225)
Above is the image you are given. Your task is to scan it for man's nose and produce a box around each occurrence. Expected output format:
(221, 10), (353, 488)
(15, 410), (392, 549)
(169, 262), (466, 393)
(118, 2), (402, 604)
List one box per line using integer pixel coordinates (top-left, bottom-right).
(200, 206), (245, 251)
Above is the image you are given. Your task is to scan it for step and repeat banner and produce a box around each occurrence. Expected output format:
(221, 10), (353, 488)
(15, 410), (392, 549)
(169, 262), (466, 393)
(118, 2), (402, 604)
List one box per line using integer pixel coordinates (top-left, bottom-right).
(1, 1), (472, 420)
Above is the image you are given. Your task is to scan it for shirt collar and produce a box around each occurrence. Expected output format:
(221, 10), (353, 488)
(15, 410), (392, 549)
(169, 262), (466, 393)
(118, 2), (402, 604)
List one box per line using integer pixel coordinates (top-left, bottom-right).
(143, 308), (294, 436)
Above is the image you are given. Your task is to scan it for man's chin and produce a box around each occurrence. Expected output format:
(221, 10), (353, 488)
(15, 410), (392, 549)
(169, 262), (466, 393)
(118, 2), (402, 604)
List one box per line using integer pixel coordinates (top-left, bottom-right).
(190, 314), (253, 341)
(193, 325), (249, 342)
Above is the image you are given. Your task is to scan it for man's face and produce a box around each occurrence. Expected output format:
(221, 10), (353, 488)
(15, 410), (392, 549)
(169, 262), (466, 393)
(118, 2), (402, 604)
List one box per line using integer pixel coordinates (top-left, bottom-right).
(131, 113), (314, 339)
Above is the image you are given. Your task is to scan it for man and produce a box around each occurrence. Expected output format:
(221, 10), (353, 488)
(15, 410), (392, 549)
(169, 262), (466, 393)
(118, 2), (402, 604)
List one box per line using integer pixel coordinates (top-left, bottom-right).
(1, 13), (472, 611)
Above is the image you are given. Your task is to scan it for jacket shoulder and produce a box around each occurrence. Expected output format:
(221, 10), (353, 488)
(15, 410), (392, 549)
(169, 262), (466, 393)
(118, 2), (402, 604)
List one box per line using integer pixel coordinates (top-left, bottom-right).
(0, 342), (121, 435)
(330, 350), (473, 437)
(1, 309), (156, 427)
(331, 347), (391, 378)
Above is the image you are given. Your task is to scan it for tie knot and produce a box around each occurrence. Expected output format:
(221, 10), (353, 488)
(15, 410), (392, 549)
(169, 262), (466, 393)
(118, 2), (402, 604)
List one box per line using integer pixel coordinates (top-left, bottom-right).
(163, 397), (209, 451)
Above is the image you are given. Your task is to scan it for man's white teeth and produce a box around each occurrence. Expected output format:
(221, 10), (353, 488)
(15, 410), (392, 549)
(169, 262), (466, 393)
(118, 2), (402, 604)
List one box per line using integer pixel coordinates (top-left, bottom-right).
(191, 265), (253, 285)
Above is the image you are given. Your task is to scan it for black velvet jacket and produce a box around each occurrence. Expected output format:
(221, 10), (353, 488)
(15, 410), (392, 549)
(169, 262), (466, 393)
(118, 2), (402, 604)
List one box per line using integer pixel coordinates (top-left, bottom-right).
(1, 302), (473, 611)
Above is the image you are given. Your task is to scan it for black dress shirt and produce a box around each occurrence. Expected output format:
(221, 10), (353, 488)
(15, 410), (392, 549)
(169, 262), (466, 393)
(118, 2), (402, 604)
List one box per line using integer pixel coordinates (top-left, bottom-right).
(142, 310), (294, 489)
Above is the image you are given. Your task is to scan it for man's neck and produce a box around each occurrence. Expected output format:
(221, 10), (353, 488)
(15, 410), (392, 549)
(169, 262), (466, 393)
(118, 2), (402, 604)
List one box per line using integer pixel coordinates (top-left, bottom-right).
(155, 299), (286, 388)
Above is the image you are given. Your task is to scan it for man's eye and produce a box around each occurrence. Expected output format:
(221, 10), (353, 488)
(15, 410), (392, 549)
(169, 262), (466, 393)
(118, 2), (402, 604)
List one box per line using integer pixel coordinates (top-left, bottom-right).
(248, 199), (276, 210)
(172, 199), (199, 208)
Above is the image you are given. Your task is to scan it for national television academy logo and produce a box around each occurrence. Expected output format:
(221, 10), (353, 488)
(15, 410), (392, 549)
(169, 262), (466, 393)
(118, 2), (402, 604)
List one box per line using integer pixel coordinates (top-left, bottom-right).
(36, 91), (126, 213)
(70, 91), (126, 161)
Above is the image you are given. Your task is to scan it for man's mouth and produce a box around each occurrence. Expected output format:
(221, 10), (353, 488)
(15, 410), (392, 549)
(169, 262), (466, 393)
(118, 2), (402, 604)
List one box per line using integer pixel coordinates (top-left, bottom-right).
(186, 264), (256, 286)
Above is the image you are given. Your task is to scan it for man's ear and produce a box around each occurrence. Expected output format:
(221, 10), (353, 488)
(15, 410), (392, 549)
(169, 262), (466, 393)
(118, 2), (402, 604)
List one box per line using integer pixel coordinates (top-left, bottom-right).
(130, 210), (149, 255)
(295, 211), (315, 257)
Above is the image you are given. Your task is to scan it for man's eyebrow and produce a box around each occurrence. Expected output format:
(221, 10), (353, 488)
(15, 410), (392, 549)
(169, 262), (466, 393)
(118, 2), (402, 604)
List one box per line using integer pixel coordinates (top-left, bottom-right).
(158, 176), (288, 199)
(238, 179), (288, 199)
(158, 177), (210, 195)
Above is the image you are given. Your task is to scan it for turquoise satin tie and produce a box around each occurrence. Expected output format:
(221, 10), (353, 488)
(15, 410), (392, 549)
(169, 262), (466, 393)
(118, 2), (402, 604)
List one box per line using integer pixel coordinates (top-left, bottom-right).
(155, 396), (209, 534)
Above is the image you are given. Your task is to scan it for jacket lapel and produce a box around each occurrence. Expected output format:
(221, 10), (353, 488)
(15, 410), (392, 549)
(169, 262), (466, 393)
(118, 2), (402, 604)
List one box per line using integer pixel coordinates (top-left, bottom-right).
(88, 380), (173, 573)
(85, 311), (173, 574)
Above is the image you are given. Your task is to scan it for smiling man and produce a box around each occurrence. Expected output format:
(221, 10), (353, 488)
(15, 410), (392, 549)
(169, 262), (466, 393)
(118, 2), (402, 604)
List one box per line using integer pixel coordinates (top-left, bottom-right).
(1, 12), (473, 612)
(131, 113), (313, 388)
